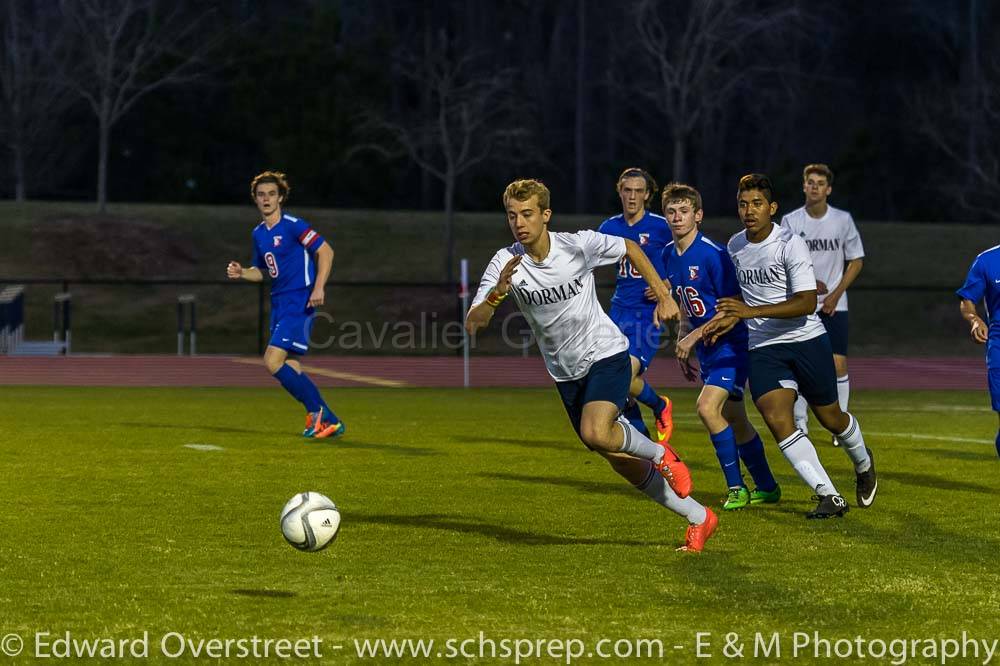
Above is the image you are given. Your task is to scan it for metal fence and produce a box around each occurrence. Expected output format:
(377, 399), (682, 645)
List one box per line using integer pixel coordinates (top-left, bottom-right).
(0, 277), (967, 356)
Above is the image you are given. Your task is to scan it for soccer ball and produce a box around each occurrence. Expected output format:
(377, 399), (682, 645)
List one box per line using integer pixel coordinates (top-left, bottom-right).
(280, 492), (341, 552)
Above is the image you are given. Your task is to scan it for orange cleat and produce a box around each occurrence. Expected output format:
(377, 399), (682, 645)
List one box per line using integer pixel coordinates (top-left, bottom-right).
(312, 417), (346, 439)
(302, 412), (317, 437)
(655, 441), (692, 498)
(677, 507), (718, 552)
(654, 396), (673, 443)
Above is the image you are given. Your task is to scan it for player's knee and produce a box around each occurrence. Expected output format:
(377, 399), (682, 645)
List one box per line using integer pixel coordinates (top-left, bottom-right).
(580, 420), (613, 451)
(696, 397), (722, 426)
(264, 355), (285, 374)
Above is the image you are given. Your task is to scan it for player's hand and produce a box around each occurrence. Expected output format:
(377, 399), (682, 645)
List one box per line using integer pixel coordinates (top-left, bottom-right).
(702, 314), (738, 346)
(820, 292), (840, 316)
(675, 332), (699, 382)
(970, 317), (988, 344)
(653, 294), (680, 328)
(715, 297), (753, 319)
(495, 255), (523, 296)
(227, 261), (243, 279)
(816, 280), (828, 295)
(677, 356), (699, 382)
(309, 287), (325, 308)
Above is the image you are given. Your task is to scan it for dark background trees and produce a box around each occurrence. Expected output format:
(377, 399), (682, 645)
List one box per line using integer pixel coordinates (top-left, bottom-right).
(1, 0), (998, 223)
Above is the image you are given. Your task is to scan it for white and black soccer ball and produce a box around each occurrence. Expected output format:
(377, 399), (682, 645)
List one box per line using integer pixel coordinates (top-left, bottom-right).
(280, 492), (341, 552)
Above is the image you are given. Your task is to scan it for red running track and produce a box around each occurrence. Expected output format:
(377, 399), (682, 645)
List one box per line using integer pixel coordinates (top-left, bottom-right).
(0, 355), (987, 390)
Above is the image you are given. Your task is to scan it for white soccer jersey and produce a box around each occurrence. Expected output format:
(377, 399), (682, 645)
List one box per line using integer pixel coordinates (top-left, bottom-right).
(473, 230), (629, 381)
(780, 205), (864, 312)
(727, 224), (827, 350)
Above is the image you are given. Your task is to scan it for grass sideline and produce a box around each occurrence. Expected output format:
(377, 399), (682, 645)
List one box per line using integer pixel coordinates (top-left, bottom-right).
(1, 386), (998, 663)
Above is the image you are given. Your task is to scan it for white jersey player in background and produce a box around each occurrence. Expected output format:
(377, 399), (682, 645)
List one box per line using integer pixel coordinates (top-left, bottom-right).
(781, 164), (864, 443)
(465, 178), (718, 551)
(704, 174), (877, 518)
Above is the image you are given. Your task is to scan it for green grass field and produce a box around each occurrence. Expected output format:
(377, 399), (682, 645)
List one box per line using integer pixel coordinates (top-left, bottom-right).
(2, 386), (999, 664)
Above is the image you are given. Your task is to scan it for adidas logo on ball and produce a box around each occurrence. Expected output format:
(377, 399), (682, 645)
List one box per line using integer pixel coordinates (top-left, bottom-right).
(280, 491), (341, 552)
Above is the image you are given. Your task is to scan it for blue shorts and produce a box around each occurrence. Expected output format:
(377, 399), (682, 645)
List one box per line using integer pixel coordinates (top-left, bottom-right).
(819, 311), (849, 355)
(555, 351), (631, 446)
(701, 360), (748, 401)
(989, 368), (1000, 412)
(748, 334), (839, 405)
(608, 305), (661, 374)
(269, 289), (314, 355)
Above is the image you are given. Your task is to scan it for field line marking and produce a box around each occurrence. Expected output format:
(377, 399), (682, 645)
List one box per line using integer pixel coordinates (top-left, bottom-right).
(231, 358), (408, 388)
(866, 431), (994, 445)
(184, 443), (225, 451)
(666, 417), (994, 445)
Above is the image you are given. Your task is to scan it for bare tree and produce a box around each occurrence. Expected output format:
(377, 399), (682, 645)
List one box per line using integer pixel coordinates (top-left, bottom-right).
(357, 30), (528, 282)
(911, 59), (1000, 221)
(57, 0), (220, 211)
(905, 0), (999, 218)
(0, 1), (74, 201)
(631, 0), (802, 181)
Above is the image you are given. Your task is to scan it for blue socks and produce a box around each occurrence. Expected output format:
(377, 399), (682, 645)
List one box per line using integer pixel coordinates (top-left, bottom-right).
(622, 401), (650, 437)
(737, 433), (778, 492)
(299, 372), (339, 423)
(710, 427), (744, 488)
(636, 382), (665, 413)
(273, 363), (332, 415)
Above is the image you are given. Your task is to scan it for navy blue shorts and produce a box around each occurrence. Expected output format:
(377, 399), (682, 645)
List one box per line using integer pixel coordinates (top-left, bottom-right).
(748, 334), (839, 405)
(555, 351), (631, 444)
(269, 289), (314, 355)
(819, 311), (849, 356)
(608, 305), (661, 374)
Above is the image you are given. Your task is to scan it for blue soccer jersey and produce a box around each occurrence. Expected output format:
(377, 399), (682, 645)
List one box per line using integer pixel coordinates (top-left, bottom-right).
(664, 232), (749, 366)
(958, 244), (1000, 369)
(598, 211), (671, 309)
(251, 213), (327, 296)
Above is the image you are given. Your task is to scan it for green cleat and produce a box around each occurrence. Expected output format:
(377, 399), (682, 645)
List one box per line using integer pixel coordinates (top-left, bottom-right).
(723, 486), (750, 511)
(749, 484), (782, 505)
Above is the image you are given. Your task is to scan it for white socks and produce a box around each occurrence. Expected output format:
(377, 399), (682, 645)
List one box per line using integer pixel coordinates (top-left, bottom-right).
(617, 417), (664, 465)
(836, 412), (871, 472)
(793, 394), (810, 434)
(778, 429), (838, 496)
(636, 462), (707, 524)
(837, 375), (850, 412)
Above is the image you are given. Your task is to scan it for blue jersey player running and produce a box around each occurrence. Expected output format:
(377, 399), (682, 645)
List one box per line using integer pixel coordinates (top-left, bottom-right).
(661, 183), (779, 510)
(958, 244), (1000, 457)
(598, 168), (674, 443)
(226, 171), (345, 439)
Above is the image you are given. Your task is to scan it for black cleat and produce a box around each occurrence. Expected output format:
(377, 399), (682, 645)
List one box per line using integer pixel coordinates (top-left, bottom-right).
(806, 493), (849, 519)
(855, 447), (877, 508)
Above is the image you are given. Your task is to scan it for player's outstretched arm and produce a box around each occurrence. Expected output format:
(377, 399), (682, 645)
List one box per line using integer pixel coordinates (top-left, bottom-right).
(465, 255), (522, 336)
(960, 298), (988, 344)
(716, 290), (816, 321)
(624, 239), (678, 326)
(227, 261), (263, 282)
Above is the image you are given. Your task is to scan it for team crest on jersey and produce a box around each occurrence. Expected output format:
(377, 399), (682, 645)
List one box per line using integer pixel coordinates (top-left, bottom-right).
(689, 266), (700, 280)
(638, 233), (650, 246)
(273, 236), (283, 247)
